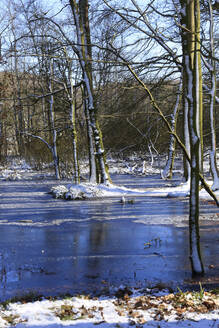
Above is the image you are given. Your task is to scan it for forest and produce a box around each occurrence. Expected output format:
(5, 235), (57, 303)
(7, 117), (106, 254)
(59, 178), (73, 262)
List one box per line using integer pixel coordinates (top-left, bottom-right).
(0, 1), (218, 326)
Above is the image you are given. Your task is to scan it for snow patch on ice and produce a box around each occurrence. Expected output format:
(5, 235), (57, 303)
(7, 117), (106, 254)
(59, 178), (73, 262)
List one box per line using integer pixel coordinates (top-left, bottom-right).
(51, 182), (147, 200)
(0, 170), (22, 181)
(50, 177), (219, 202)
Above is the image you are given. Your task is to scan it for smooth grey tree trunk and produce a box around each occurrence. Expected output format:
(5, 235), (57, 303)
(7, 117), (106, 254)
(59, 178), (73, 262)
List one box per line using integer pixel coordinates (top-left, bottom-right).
(69, 0), (111, 185)
(161, 81), (182, 179)
(208, 0), (219, 190)
(83, 89), (97, 183)
(181, 0), (204, 276)
(183, 95), (191, 182)
(69, 76), (80, 184)
(48, 61), (60, 180)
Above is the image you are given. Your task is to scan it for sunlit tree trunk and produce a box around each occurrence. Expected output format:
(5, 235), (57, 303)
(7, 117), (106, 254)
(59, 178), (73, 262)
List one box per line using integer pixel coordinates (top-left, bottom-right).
(48, 60), (60, 180)
(12, 41), (24, 157)
(69, 0), (111, 184)
(82, 85), (97, 183)
(181, 47), (191, 182)
(161, 81), (182, 179)
(183, 96), (191, 182)
(0, 103), (3, 161)
(62, 49), (80, 184)
(62, 48), (81, 184)
(208, 0), (219, 190)
(196, 2), (203, 175)
(69, 75), (80, 184)
(180, 0), (203, 181)
(180, 0), (204, 276)
(8, 6), (25, 157)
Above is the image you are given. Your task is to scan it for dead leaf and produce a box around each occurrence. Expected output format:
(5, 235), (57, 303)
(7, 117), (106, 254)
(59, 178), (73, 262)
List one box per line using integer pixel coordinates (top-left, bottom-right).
(138, 317), (147, 324)
(134, 300), (143, 309)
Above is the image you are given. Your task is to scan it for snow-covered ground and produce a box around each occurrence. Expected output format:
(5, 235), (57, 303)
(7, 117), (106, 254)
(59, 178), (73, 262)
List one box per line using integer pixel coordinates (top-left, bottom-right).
(1, 158), (218, 202)
(22, 154), (216, 202)
(0, 286), (218, 328)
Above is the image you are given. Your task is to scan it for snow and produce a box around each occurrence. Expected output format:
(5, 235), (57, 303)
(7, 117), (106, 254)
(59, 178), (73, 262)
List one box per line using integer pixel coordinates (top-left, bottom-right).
(0, 159), (31, 181)
(51, 182), (148, 200)
(1, 156), (218, 202)
(0, 169), (22, 181)
(0, 289), (218, 327)
(51, 178), (219, 202)
(210, 151), (219, 191)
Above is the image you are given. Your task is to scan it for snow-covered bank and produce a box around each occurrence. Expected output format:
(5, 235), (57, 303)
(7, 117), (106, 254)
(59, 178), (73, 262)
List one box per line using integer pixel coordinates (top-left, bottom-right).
(1, 156), (218, 202)
(0, 287), (218, 327)
(50, 182), (148, 200)
(50, 180), (219, 202)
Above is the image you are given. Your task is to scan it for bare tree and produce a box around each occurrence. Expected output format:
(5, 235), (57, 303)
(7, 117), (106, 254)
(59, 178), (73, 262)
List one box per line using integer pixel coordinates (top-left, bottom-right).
(161, 81), (182, 179)
(203, 0), (219, 190)
(69, 0), (111, 184)
(180, 0), (204, 276)
(102, 0), (219, 277)
(62, 49), (81, 184)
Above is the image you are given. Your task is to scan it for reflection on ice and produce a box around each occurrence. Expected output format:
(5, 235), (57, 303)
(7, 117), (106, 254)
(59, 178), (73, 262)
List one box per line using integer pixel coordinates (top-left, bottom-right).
(4, 271), (19, 283)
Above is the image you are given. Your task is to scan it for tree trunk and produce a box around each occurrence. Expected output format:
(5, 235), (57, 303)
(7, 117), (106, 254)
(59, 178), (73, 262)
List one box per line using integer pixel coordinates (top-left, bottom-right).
(183, 92), (191, 182)
(69, 75), (80, 184)
(48, 60), (60, 180)
(69, 0), (111, 184)
(181, 52), (191, 182)
(0, 104), (2, 161)
(181, 0), (204, 276)
(83, 86), (97, 183)
(208, 0), (219, 190)
(13, 41), (24, 157)
(161, 81), (182, 179)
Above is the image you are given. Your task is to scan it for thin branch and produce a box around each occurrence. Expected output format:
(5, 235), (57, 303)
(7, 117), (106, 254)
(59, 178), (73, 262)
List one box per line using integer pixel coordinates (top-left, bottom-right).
(21, 132), (52, 152)
(107, 41), (218, 205)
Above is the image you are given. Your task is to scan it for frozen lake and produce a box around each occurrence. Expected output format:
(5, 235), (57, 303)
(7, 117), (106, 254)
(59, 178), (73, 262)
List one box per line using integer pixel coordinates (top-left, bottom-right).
(0, 174), (218, 300)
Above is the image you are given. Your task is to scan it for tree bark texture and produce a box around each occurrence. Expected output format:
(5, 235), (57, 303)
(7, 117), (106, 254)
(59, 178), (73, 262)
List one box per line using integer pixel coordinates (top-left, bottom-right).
(180, 0), (204, 276)
(69, 0), (111, 184)
(208, 0), (219, 190)
(161, 81), (182, 179)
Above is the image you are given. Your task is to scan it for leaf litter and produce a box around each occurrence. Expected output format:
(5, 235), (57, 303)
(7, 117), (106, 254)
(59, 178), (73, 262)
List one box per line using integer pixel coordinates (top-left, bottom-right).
(0, 286), (218, 327)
